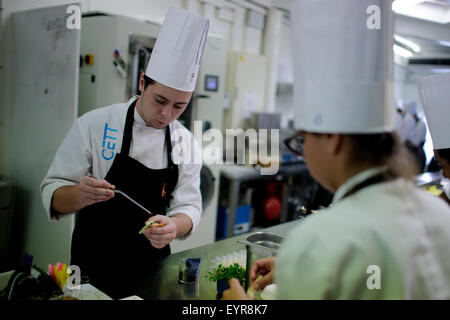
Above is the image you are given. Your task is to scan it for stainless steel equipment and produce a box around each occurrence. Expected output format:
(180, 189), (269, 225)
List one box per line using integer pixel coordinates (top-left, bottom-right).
(128, 34), (157, 97)
(238, 232), (285, 289)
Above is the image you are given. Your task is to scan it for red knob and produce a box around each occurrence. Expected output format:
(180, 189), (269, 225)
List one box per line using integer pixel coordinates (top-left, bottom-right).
(264, 197), (281, 221)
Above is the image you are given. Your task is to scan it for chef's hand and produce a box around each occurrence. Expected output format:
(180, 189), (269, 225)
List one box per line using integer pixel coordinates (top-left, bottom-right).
(76, 175), (115, 208)
(142, 215), (177, 249)
(222, 278), (252, 300)
(249, 257), (276, 291)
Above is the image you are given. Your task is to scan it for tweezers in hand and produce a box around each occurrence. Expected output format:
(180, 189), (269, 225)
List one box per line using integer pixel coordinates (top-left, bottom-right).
(113, 190), (154, 216)
(87, 174), (153, 216)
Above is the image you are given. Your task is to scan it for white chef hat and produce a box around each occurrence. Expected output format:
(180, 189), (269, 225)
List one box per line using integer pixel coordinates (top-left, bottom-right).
(291, 0), (395, 133)
(146, 7), (209, 92)
(417, 72), (450, 149)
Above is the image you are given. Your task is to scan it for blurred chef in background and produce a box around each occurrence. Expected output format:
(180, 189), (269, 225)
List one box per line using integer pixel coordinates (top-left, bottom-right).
(40, 7), (208, 297)
(418, 72), (450, 206)
(224, 0), (450, 300)
(402, 101), (427, 172)
(394, 104), (407, 142)
(394, 101), (427, 172)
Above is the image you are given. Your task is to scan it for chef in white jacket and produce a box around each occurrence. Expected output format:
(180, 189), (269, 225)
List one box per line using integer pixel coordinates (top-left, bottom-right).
(40, 7), (208, 298)
(418, 72), (450, 206)
(401, 101), (427, 171)
(223, 0), (450, 300)
(394, 105), (407, 142)
(403, 101), (427, 148)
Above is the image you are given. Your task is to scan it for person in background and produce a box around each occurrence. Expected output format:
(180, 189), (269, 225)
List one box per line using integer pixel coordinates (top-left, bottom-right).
(394, 105), (407, 143)
(40, 7), (208, 298)
(223, 0), (450, 300)
(418, 72), (450, 206)
(402, 101), (427, 172)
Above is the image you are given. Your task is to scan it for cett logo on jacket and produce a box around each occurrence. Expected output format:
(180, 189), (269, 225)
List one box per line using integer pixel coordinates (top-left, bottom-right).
(102, 123), (118, 160)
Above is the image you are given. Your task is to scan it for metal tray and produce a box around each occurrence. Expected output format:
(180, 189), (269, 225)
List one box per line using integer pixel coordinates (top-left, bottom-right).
(238, 232), (285, 257)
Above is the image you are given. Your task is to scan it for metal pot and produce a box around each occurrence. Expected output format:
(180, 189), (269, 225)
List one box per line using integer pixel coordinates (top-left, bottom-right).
(238, 232), (285, 290)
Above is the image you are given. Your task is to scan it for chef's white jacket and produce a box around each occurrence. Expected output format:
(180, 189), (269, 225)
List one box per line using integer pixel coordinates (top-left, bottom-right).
(276, 167), (450, 299)
(406, 118), (426, 148)
(394, 112), (407, 142)
(40, 97), (202, 233)
(403, 113), (417, 145)
(412, 120), (427, 147)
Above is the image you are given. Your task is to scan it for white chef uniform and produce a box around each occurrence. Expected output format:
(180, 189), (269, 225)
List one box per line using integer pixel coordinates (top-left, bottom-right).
(275, 0), (450, 300)
(41, 6), (209, 236)
(40, 96), (202, 231)
(402, 101), (426, 147)
(412, 120), (427, 147)
(277, 167), (450, 299)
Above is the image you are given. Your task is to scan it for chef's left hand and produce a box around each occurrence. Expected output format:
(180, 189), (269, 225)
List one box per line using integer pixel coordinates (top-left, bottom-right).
(221, 278), (252, 300)
(142, 215), (177, 249)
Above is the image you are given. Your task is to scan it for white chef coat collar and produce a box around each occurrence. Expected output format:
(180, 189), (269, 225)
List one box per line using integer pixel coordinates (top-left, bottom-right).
(127, 95), (147, 126)
(332, 166), (389, 204)
(128, 95), (139, 106)
(133, 108), (146, 126)
(130, 95), (165, 133)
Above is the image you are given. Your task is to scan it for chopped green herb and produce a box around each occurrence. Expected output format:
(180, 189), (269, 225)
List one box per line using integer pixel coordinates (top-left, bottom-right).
(206, 263), (246, 286)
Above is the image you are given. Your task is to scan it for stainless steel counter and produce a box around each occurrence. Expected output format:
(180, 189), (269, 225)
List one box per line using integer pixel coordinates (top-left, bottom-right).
(128, 220), (300, 300)
(415, 171), (443, 188)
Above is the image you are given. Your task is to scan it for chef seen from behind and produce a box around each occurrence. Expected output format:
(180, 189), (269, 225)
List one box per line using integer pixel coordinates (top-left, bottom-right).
(40, 7), (209, 298)
(223, 0), (450, 300)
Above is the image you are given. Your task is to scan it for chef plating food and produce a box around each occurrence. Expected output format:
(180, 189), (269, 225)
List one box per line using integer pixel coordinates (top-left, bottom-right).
(40, 6), (208, 298)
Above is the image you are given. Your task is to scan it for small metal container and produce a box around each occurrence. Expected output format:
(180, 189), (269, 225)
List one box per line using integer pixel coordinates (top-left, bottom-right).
(238, 232), (285, 290)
